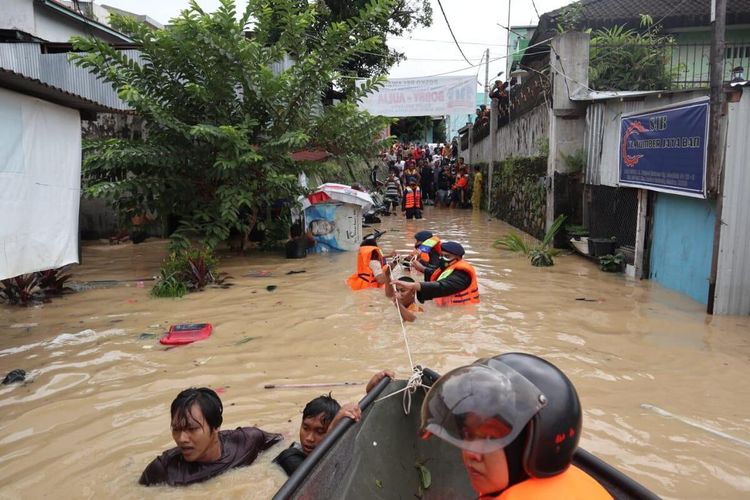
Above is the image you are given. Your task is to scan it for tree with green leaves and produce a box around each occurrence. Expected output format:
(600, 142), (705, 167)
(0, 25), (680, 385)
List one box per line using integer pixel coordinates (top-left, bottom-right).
(71, 0), (393, 251)
(296, 0), (432, 95)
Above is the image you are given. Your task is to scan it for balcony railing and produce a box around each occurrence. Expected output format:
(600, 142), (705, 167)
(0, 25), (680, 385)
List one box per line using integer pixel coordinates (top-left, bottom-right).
(589, 41), (750, 91)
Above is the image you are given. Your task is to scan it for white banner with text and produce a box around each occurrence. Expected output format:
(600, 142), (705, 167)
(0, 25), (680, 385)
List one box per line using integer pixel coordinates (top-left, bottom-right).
(356, 76), (476, 117)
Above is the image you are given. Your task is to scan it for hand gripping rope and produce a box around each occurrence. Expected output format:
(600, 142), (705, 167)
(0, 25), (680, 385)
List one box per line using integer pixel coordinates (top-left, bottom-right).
(375, 257), (429, 415)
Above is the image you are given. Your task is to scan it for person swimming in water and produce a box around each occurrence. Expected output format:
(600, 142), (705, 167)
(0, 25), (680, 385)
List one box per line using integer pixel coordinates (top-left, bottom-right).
(383, 265), (423, 322)
(273, 371), (394, 476)
(139, 388), (281, 487)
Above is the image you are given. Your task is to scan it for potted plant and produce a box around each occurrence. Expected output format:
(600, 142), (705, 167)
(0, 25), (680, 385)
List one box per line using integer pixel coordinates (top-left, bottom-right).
(588, 236), (617, 257)
(565, 224), (589, 241)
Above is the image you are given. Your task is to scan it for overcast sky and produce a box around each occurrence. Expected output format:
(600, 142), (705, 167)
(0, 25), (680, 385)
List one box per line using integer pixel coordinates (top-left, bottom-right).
(101, 0), (575, 88)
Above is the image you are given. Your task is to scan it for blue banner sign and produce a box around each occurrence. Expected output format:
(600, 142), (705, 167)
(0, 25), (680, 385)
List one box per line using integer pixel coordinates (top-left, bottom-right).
(619, 99), (708, 198)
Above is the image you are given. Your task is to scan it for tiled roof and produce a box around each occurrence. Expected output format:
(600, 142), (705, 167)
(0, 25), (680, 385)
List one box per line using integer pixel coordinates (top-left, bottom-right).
(548, 0), (750, 26)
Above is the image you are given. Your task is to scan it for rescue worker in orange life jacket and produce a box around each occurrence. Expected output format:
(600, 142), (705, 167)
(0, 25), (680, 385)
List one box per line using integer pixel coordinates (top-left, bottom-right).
(420, 353), (612, 500)
(346, 231), (391, 290)
(411, 230), (441, 268)
(393, 241), (479, 306)
(402, 179), (423, 220)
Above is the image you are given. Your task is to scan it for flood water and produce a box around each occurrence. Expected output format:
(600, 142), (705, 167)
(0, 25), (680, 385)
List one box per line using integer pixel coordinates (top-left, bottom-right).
(1, 207), (749, 499)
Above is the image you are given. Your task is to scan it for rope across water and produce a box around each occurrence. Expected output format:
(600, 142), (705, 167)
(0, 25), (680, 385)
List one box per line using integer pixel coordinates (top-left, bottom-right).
(374, 267), (428, 415)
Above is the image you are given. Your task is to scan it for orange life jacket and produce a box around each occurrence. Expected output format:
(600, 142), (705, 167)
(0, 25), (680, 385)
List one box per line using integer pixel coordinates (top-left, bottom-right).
(453, 175), (468, 190)
(404, 187), (422, 209)
(429, 259), (480, 306)
(498, 465), (612, 500)
(346, 245), (385, 290)
(417, 236), (442, 263)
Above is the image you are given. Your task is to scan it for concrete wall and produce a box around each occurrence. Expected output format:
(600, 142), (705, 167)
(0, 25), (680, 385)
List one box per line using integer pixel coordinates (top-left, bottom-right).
(3, 0), (35, 34)
(2, 1), (126, 43)
(34, 6), (96, 43)
(649, 193), (716, 305)
(465, 102), (548, 164)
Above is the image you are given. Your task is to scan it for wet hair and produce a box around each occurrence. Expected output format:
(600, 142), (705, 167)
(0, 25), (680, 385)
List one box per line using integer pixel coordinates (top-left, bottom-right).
(302, 393), (341, 427)
(171, 387), (223, 432)
(399, 276), (415, 283)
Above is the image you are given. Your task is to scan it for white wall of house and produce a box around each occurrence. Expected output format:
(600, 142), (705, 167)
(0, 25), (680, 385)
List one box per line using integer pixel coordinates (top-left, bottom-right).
(2, 0), (126, 43)
(33, 5), (99, 42)
(0, 87), (82, 279)
(2, 0), (36, 34)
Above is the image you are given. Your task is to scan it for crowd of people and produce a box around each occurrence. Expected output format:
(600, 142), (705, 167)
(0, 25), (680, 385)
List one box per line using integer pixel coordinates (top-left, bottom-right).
(374, 141), (483, 214)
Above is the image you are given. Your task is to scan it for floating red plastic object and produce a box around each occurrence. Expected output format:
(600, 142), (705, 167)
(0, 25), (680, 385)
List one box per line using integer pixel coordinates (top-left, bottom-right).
(160, 323), (213, 345)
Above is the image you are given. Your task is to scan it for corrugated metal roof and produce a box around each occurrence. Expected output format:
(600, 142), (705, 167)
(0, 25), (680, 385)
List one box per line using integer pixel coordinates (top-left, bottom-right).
(714, 91), (750, 315)
(584, 103), (605, 185)
(0, 43), (136, 112)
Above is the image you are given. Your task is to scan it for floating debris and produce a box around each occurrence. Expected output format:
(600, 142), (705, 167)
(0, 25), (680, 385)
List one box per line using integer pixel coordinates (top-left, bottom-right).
(2, 369), (26, 385)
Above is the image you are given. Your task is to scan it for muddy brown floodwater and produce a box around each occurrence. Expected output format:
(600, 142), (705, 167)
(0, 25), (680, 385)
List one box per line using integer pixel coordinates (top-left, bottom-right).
(1, 207), (750, 499)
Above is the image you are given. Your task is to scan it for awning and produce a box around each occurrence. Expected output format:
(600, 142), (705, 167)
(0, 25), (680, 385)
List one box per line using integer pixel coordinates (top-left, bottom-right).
(298, 183), (373, 211)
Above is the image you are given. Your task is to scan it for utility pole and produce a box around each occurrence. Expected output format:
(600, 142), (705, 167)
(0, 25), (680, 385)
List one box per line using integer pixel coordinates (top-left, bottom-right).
(484, 48), (490, 106)
(506, 0), (513, 77)
(707, 0), (727, 314)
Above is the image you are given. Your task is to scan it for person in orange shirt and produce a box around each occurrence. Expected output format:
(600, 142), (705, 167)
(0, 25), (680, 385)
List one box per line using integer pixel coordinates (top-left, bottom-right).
(420, 353), (612, 500)
(451, 167), (469, 208)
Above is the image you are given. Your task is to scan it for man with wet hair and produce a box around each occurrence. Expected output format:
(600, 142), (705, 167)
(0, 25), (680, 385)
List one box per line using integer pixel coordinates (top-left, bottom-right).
(274, 372), (394, 476)
(139, 387), (281, 487)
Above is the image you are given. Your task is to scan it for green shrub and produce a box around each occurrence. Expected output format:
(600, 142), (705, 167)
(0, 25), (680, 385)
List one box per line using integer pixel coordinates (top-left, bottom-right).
(1, 266), (73, 306)
(151, 247), (228, 298)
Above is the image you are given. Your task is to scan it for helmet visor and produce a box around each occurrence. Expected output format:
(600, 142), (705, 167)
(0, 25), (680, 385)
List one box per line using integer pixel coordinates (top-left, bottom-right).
(420, 361), (546, 454)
